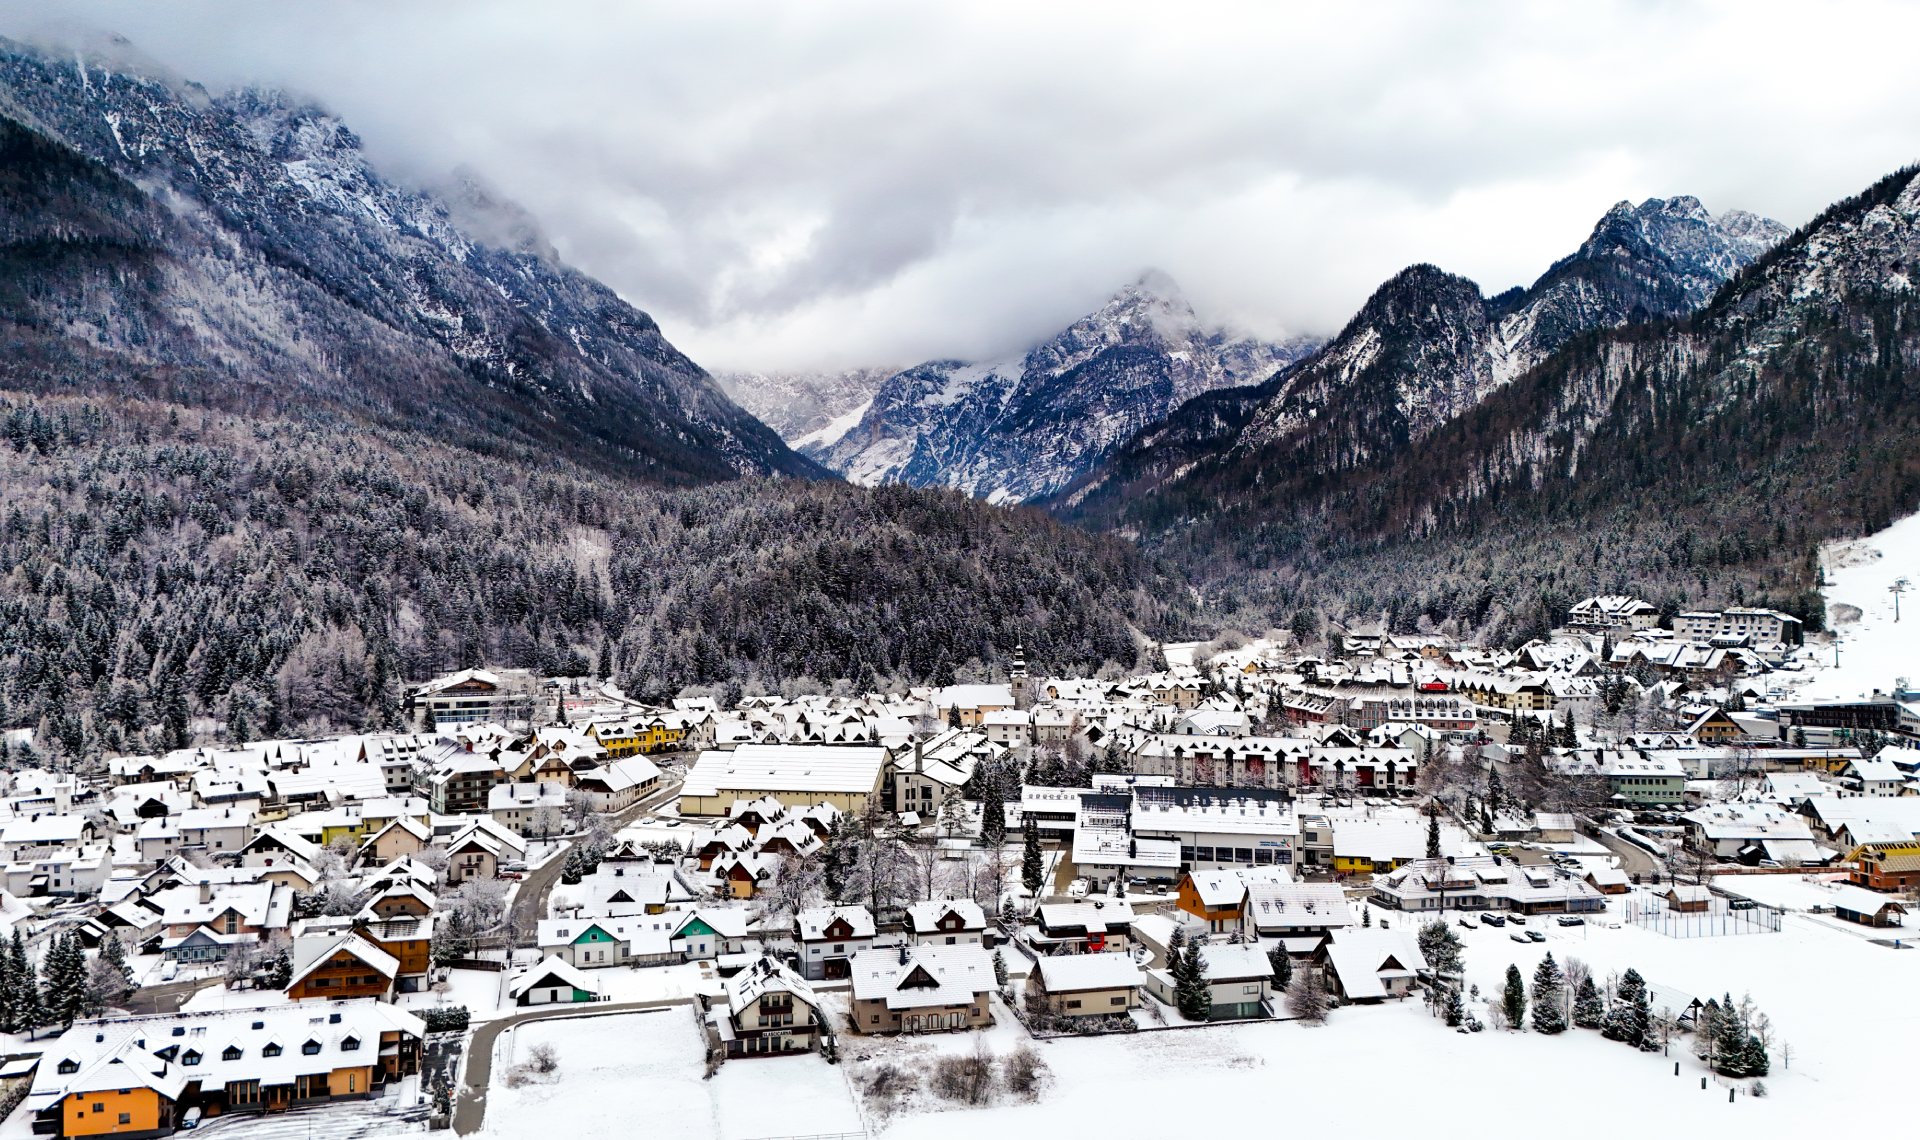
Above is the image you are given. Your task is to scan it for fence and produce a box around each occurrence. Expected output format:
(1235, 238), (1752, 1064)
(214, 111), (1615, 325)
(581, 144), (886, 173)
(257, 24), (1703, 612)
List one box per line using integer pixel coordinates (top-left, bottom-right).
(1624, 901), (1782, 938)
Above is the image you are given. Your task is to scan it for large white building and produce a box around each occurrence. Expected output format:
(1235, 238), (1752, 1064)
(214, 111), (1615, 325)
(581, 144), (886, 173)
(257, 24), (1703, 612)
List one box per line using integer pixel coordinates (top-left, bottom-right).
(678, 745), (888, 817)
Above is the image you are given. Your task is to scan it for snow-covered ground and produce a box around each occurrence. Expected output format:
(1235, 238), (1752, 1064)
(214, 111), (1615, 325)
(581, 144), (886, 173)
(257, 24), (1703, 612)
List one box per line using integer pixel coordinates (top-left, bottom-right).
(1794, 509), (1920, 701)
(478, 1009), (862, 1140)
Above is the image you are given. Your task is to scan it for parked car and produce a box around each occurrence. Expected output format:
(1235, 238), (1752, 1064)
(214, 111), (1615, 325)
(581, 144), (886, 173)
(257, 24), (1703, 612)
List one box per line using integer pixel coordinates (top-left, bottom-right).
(1068, 878), (1090, 899)
(1557, 916), (1586, 927)
(499, 871), (524, 881)
(1457, 916), (1479, 929)
(1511, 932), (1532, 943)
(159, 959), (179, 981)
(1480, 913), (1506, 927)
(1526, 930), (1546, 943)
(1506, 913), (1526, 925)
(1729, 898), (1759, 911)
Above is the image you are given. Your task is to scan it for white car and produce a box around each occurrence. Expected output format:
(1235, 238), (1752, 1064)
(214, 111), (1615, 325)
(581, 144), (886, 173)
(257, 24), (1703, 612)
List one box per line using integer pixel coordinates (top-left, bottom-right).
(159, 960), (179, 982)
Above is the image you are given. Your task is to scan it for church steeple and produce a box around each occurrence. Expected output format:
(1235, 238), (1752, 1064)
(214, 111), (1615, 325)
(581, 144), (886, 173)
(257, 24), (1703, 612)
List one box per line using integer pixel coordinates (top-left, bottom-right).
(1010, 642), (1029, 706)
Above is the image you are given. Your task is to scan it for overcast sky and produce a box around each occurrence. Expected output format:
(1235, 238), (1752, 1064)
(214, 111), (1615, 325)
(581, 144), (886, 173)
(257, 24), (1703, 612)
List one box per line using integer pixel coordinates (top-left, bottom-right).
(3, 1), (1918, 373)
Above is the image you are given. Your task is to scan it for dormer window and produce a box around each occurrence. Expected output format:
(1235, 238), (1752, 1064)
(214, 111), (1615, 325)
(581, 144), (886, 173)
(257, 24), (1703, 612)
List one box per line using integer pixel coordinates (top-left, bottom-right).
(302, 1039), (321, 1056)
(181, 1050), (201, 1066)
(262, 1043), (282, 1058)
(57, 1059), (79, 1075)
(340, 1036), (360, 1052)
(223, 1046), (243, 1061)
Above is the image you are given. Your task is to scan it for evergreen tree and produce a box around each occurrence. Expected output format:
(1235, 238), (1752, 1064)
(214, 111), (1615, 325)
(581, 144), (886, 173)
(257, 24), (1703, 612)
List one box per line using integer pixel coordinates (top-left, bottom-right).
(4, 929), (31, 1034)
(1417, 919), (1464, 975)
(1361, 906), (1371, 928)
(1501, 964), (1528, 1030)
(1572, 975), (1606, 1029)
(43, 932), (88, 1029)
(1267, 945), (1293, 992)
(1425, 806), (1442, 859)
(1603, 968), (1649, 1047)
(0, 937), (17, 1034)
(1443, 983), (1466, 1027)
(1175, 940), (1212, 1022)
(1530, 953), (1567, 1033)
(992, 950), (1009, 992)
(265, 946), (293, 989)
(1021, 818), (1043, 895)
(981, 778), (1006, 848)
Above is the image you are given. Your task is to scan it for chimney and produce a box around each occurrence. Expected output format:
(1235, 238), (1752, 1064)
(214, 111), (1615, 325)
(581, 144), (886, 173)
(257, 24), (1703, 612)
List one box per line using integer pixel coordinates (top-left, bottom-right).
(897, 942), (909, 966)
(199, 879), (212, 904)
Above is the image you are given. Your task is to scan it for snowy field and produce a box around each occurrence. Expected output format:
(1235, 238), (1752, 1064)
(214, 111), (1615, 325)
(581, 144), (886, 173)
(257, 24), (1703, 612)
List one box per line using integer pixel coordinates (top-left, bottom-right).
(1794, 509), (1920, 701)
(478, 1009), (862, 1140)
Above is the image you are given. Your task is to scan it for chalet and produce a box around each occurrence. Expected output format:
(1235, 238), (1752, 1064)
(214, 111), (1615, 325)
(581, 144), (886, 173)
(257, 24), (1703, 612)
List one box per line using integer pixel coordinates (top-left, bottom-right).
(1241, 881), (1354, 953)
(1031, 900), (1135, 955)
(1144, 942), (1271, 1021)
(849, 945), (995, 1034)
(487, 782), (568, 837)
(285, 933), (398, 1003)
(713, 852), (773, 899)
(572, 754), (663, 812)
(358, 817), (429, 866)
(351, 916), (431, 993)
(1685, 707), (1745, 745)
(711, 956), (826, 1058)
(27, 1001), (423, 1136)
(891, 730), (997, 815)
(726, 796), (787, 836)
(905, 899), (987, 947)
(1323, 929), (1427, 1002)
(509, 956), (603, 1006)
(1029, 953), (1142, 1020)
(692, 823), (755, 871)
(443, 819), (527, 884)
(794, 905), (880, 980)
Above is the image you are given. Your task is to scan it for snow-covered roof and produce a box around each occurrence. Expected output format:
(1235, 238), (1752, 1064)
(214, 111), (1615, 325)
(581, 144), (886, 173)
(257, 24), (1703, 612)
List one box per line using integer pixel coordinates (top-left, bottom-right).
(849, 945), (994, 1010)
(1034, 952), (1144, 993)
(1324, 929), (1427, 1000)
(681, 745), (888, 798)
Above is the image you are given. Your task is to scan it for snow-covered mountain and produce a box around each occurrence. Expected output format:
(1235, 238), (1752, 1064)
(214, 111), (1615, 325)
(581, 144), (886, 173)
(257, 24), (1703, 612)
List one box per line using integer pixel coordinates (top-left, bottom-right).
(1236, 196), (1789, 456)
(0, 37), (818, 484)
(806, 271), (1320, 503)
(715, 367), (896, 448)
(1060, 197), (1786, 515)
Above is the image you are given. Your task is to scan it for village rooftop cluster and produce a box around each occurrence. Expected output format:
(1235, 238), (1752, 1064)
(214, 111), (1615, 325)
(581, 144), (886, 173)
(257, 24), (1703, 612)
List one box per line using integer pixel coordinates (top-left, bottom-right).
(0, 596), (1916, 1139)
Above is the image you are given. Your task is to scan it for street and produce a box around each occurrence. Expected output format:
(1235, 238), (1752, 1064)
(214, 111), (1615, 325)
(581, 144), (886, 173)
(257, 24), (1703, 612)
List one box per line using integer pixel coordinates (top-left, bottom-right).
(503, 771), (685, 943)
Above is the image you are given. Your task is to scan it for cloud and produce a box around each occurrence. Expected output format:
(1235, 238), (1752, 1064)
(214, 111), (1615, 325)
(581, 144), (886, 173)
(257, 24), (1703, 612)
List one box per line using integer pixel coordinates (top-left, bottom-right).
(3, 0), (1918, 372)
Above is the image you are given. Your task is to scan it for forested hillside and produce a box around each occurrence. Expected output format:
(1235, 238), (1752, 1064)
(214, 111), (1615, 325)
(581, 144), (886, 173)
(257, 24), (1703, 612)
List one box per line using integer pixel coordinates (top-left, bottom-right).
(1122, 166), (1920, 643)
(0, 40), (816, 484)
(0, 394), (1183, 761)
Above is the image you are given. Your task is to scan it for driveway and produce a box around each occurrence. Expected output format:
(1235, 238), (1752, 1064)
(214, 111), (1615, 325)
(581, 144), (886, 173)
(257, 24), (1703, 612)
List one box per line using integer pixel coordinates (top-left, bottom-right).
(452, 998), (691, 1135)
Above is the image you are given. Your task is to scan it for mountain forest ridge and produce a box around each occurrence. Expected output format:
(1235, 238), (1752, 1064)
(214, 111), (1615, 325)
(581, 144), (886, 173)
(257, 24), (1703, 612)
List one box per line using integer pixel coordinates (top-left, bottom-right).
(0, 34), (1918, 755)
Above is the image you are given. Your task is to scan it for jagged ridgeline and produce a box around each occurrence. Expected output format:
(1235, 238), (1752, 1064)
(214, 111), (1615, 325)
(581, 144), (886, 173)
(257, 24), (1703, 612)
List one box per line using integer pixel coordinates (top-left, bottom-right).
(0, 40), (818, 483)
(1101, 165), (1920, 641)
(0, 395), (1183, 757)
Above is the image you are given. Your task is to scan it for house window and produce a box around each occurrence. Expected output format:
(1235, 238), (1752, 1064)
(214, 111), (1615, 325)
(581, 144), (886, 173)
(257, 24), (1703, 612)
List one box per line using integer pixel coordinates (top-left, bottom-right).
(57, 1060), (78, 1075)
(302, 1040), (322, 1056)
(92, 1103), (105, 1114)
(263, 1044), (282, 1057)
(119, 1114), (132, 1126)
(1111, 996), (1126, 1005)
(182, 1050), (202, 1066)
(341, 1037), (360, 1051)
(223, 1046), (243, 1061)
(1066, 999), (1082, 1009)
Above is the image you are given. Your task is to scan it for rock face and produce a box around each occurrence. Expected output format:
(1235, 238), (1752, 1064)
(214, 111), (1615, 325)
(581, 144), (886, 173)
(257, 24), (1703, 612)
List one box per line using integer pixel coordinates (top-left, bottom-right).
(806, 270), (1320, 503)
(1058, 196), (1786, 516)
(715, 367), (897, 448)
(0, 37), (818, 484)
